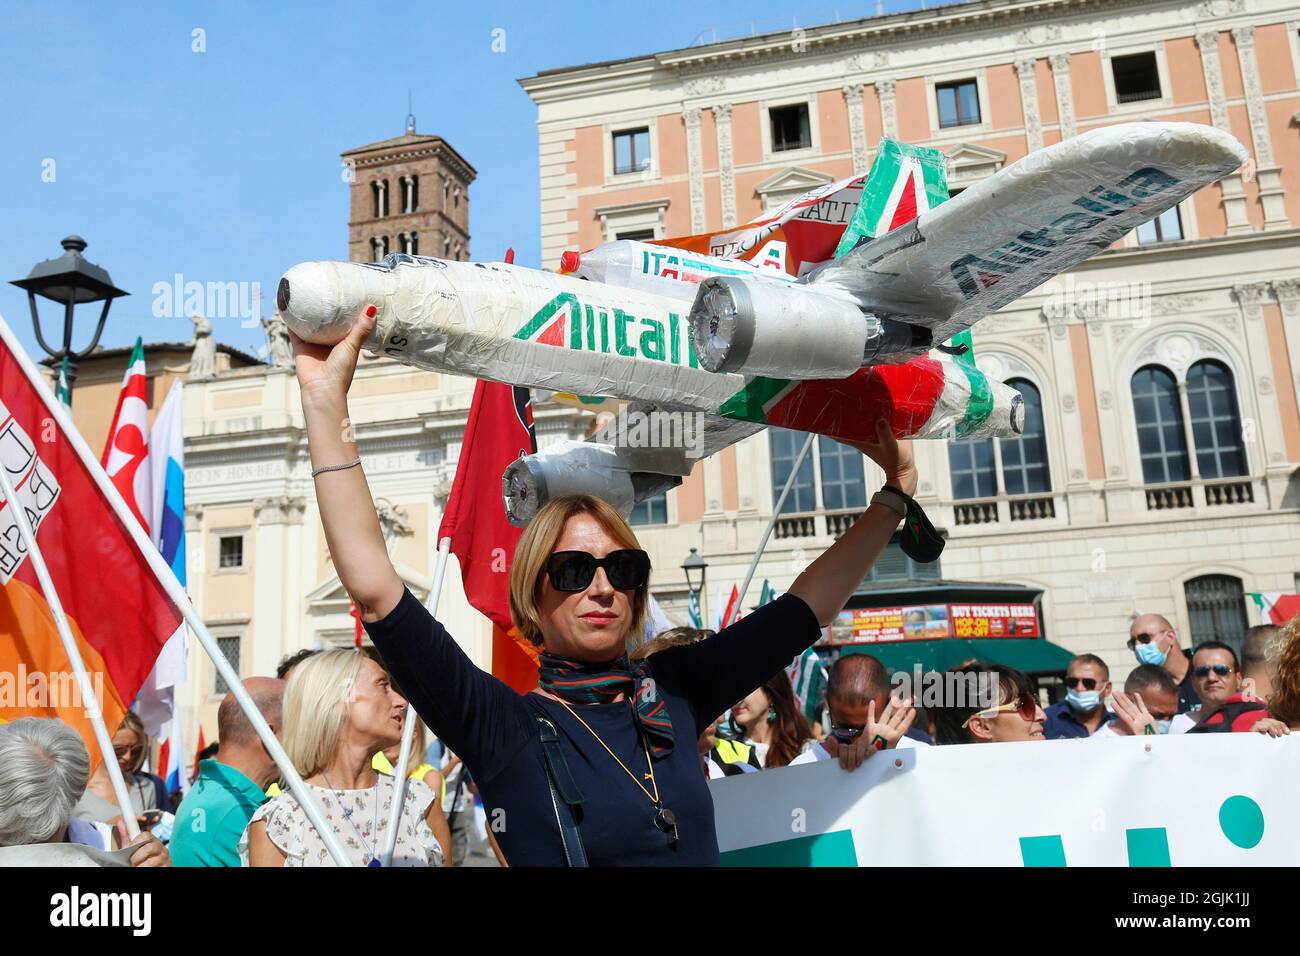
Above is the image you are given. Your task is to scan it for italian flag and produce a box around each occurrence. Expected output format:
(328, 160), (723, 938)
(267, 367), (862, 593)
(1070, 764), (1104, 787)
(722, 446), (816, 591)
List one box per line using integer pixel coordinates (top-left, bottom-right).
(101, 338), (152, 532)
(1248, 592), (1300, 626)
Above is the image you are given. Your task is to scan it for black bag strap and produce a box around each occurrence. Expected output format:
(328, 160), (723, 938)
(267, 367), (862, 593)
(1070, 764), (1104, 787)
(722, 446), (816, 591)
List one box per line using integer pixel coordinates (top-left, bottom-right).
(536, 716), (588, 867)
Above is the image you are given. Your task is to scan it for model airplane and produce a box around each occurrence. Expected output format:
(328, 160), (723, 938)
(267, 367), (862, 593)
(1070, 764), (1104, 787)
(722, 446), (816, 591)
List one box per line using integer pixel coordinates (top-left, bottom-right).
(277, 122), (1245, 524)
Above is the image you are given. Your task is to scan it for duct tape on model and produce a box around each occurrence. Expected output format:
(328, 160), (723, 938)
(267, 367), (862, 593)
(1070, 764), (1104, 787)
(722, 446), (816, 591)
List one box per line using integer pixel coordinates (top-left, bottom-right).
(276, 255), (1022, 444)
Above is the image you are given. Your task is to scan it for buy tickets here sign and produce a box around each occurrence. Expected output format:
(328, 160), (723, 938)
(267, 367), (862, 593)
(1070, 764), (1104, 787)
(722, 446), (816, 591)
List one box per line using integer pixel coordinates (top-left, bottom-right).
(827, 603), (1040, 644)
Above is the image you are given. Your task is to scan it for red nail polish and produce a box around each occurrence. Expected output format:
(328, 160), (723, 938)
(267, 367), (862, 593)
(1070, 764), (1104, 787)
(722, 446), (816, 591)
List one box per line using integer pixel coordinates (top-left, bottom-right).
(365, 305), (377, 318)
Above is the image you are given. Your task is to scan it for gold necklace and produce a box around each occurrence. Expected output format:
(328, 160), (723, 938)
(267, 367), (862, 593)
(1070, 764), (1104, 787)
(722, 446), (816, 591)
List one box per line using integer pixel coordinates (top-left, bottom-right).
(552, 697), (679, 845)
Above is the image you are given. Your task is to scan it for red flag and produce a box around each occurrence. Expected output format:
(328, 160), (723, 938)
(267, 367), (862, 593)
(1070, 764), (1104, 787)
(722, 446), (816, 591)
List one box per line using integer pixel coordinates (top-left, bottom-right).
(350, 600), (363, 648)
(100, 338), (151, 532)
(0, 324), (181, 771)
(192, 727), (206, 782)
(720, 585), (740, 629)
(157, 735), (170, 780)
(439, 380), (539, 693)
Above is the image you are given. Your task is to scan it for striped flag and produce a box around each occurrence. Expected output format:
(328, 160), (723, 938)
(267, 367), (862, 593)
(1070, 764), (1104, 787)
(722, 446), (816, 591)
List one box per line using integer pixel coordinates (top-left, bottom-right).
(788, 645), (828, 726)
(101, 337), (151, 532)
(717, 584), (740, 630)
(687, 590), (702, 629)
(56, 356), (71, 408)
(757, 579), (775, 609)
(1248, 592), (1300, 626)
(135, 382), (189, 740)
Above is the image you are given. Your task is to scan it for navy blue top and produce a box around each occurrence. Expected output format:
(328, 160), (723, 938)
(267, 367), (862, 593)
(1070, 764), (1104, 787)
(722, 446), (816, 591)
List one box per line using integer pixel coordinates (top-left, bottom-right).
(1043, 700), (1116, 740)
(365, 587), (821, 866)
(1176, 663), (1201, 714)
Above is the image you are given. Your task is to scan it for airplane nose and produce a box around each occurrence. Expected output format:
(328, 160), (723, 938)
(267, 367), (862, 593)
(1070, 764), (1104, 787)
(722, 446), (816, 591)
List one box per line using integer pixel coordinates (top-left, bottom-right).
(278, 261), (359, 345)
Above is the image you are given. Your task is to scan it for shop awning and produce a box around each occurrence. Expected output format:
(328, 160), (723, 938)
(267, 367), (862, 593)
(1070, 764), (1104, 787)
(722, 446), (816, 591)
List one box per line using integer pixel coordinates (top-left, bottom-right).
(841, 638), (1075, 675)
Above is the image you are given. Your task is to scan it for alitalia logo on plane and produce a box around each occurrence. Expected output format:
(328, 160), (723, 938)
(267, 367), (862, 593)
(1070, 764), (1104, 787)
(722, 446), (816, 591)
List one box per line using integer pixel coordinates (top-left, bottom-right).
(514, 292), (701, 368)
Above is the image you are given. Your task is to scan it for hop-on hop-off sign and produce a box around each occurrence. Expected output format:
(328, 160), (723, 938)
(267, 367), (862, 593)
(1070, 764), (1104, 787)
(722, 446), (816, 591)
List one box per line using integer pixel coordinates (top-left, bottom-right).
(828, 603), (1040, 643)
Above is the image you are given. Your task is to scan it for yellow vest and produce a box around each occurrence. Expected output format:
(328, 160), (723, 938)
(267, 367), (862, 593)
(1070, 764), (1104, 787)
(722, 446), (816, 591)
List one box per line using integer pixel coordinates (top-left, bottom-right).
(713, 739), (756, 765)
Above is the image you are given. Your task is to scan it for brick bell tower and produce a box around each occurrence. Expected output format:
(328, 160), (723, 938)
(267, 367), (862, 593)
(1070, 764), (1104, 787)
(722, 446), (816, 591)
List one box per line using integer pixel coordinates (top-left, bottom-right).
(342, 109), (476, 264)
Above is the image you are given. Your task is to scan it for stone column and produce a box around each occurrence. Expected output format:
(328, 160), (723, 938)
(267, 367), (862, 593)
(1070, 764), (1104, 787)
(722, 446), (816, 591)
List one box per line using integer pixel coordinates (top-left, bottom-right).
(1231, 283), (1289, 501)
(1196, 30), (1252, 234)
(712, 103), (736, 228)
(842, 82), (868, 174)
(1274, 279), (1300, 422)
(684, 108), (706, 233)
(1014, 57), (1044, 152)
(1231, 25), (1289, 229)
(250, 495), (306, 678)
(875, 78), (898, 139)
(1049, 53), (1077, 140)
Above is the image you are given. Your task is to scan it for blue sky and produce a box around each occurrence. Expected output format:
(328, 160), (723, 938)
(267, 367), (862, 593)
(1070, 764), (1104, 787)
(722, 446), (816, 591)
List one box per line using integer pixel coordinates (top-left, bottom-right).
(0, 1), (928, 361)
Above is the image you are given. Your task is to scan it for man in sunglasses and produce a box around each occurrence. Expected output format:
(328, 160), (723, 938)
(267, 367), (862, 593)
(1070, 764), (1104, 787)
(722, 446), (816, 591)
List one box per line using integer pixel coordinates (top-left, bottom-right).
(1169, 641), (1244, 733)
(789, 654), (921, 771)
(1043, 654), (1114, 740)
(1127, 613), (1199, 714)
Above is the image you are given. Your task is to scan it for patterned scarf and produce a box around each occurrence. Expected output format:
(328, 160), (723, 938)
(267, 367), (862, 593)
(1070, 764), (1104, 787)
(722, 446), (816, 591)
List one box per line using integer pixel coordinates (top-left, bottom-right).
(538, 652), (675, 758)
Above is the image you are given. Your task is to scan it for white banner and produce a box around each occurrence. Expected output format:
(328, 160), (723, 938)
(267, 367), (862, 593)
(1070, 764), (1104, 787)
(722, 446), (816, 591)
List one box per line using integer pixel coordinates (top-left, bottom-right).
(709, 734), (1298, 866)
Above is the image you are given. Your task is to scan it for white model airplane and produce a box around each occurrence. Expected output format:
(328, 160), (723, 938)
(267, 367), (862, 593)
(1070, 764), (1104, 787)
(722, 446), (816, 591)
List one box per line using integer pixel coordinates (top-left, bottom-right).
(277, 122), (1245, 524)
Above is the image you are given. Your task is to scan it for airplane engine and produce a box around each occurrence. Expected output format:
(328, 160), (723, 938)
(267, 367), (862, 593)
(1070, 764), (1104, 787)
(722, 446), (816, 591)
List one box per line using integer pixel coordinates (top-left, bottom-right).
(502, 440), (682, 528)
(687, 275), (932, 380)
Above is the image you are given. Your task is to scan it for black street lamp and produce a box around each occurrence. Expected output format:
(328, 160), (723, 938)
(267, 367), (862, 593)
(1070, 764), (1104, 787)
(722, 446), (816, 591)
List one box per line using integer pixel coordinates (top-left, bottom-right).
(681, 546), (708, 623)
(10, 236), (128, 393)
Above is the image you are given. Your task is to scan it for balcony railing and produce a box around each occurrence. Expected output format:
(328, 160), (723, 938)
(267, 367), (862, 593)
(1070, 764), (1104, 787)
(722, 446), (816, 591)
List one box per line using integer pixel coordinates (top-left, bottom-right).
(953, 494), (1058, 526)
(1144, 477), (1255, 511)
(773, 509), (863, 540)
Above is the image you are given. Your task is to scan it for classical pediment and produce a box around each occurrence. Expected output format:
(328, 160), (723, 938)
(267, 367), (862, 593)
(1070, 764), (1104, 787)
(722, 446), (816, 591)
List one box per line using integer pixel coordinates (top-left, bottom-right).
(944, 143), (1006, 188)
(754, 166), (835, 197)
(306, 563), (433, 647)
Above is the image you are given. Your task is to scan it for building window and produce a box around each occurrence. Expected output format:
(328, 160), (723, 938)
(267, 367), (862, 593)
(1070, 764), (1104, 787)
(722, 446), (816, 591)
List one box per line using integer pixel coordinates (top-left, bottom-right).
(999, 380), (1051, 495)
(769, 104), (811, 152)
(218, 534), (244, 569)
(616, 228), (656, 241)
(1184, 574), (1249, 656)
(936, 80), (981, 128)
(408, 231), (418, 256)
(402, 175), (419, 214)
(817, 436), (868, 511)
(1111, 51), (1162, 104)
(769, 428), (817, 514)
(400, 232), (420, 255)
(370, 235), (389, 261)
(863, 532), (942, 582)
(214, 635), (240, 694)
(1136, 206), (1182, 244)
(613, 128), (651, 175)
(948, 437), (997, 499)
(629, 492), (668, 526)
(371, 180), (388, 218)
(1186, 360), (1247, 479)
(1132, 365), (1191, 484)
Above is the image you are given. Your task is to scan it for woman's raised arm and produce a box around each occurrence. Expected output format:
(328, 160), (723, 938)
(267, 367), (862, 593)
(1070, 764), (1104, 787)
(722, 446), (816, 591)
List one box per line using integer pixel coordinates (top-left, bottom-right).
(293, 314), (404, 621)
(785, 420), (918, 626)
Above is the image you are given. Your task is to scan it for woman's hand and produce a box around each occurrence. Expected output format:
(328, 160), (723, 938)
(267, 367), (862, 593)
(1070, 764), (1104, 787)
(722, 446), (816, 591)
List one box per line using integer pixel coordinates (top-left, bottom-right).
(1251, 717), (1290, 737)
(1112, 691), (1159, 736)
(292, 311), (376, 407)
(840, 419), (918, 496)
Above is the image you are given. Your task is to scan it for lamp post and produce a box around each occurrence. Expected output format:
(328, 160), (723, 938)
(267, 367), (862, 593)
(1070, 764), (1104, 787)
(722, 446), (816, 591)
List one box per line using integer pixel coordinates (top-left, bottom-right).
(9, 236), (128, 394)
(681, 546), (708, 627)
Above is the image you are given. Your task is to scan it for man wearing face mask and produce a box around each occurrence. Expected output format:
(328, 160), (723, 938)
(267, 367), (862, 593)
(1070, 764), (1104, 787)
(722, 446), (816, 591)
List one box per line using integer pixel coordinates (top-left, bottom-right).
(1094, 665), (1180, 738)
(1127, 613), (1199, 714)
(1043, 654), (1115, 739)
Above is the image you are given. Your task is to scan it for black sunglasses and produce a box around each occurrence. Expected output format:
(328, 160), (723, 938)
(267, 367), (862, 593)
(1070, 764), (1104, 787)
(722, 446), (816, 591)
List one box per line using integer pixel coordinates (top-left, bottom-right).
(1193, 664), (1234, 678)
(829, 724), (865, 744)
(1066, 676), (1100, 690)
(544, 549), (651, 592)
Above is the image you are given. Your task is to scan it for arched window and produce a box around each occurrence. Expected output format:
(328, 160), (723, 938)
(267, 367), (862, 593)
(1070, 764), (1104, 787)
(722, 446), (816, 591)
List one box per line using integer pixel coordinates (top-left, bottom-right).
(370, 236), (389, 262)
(1184, 574), (1249, 656)
(998, 379), (1051, 495)
(401, 175), (419, 214)
(1186, 360), (1246, 479)
(372, 179), (388, 218)
(409, 232), (418, 256)
(1131, 365), (1190, 484)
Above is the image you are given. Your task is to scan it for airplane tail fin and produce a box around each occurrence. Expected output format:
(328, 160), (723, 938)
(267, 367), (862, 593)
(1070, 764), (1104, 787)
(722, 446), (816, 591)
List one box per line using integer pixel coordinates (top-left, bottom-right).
(833, 139), (950, 258)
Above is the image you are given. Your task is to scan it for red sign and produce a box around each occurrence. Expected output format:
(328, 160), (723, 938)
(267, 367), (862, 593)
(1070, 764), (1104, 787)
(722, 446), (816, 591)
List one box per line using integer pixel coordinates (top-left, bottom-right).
(825, 602), (1040, 645)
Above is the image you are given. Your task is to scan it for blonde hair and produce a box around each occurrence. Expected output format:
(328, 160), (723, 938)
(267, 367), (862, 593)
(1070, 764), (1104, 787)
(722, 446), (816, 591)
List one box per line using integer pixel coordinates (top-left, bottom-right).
(281, 649), (368, 778)
(1270, 616), (1300, 726)
(116, 711), (148, 774)
(509, 494), (648, 648)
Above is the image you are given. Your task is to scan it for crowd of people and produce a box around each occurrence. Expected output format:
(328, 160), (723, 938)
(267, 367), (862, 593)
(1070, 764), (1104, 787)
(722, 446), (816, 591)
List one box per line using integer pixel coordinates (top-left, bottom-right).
(1, 311), (1296, 868)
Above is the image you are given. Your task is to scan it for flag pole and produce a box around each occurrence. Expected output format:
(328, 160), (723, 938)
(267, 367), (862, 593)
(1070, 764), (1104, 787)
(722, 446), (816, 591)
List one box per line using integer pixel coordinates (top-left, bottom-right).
(380, 536), (452, 866)
(736, 430), (815, 613)
(0, 465), (140, 838)
(0, 315), (354, 867)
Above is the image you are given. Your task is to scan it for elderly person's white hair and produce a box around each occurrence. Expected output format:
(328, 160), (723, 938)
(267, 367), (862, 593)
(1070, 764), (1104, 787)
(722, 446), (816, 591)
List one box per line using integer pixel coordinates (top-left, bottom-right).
(0, 718), (91, 846)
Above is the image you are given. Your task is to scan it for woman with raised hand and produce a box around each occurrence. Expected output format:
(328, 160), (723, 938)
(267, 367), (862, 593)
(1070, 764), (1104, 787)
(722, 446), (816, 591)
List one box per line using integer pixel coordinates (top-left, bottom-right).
(291, 311), (921, 865)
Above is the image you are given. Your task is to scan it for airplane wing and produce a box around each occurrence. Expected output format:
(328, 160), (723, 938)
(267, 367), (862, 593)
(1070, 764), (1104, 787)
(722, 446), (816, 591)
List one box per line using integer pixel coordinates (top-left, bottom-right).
(802, 122), (1247, 343)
